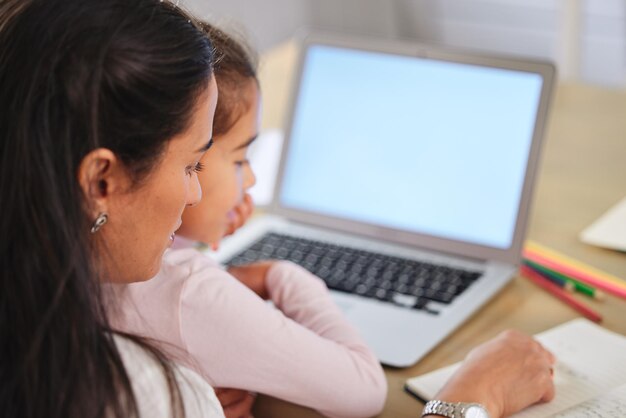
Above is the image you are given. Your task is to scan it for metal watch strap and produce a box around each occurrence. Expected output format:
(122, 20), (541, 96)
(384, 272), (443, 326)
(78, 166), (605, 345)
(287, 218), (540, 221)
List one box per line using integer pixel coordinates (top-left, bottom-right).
(422, 400), (456, 417)
(422, 400), (490, 418)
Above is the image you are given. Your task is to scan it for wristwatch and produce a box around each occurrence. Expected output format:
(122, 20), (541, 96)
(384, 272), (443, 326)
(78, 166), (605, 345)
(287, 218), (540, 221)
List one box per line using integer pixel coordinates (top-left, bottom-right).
(422, 400), (491, 418)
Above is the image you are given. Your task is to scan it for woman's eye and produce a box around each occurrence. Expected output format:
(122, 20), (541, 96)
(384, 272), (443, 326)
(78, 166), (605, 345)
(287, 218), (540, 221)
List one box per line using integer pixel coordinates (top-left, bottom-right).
(193, 162), (205, 173)
(187, 162), (204, 175)
(234, 159), (249, 167)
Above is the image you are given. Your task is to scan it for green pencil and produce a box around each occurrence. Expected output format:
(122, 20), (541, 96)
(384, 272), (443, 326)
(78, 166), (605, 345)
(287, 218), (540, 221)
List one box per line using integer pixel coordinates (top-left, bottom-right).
(523, 259), (605, 300)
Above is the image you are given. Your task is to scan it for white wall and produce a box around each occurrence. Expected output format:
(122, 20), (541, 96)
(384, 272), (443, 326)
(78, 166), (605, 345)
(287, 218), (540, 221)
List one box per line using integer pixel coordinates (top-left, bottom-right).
(394, 0), (560, 61)
(180, 0), (309, 51)
(181, 0), (398, 50)
(307, 0), (398, 38)
(181, 0), (626, 87)
(579, 0), (626, 87)
(394, 0), (626, 87)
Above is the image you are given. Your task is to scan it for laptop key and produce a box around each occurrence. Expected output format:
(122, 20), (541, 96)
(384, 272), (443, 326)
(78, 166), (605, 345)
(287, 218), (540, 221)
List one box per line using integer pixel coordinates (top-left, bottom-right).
(424, 289), (455, 304)
(225, 233), (483, 309)
(412, 297), (429, 310)
(392, 293), (416, 307)
(355, 284), (370, 295)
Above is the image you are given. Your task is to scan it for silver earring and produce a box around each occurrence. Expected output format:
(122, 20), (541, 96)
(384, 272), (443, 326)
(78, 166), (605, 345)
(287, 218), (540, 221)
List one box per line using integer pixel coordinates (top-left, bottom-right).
(90, 212), (108, 234)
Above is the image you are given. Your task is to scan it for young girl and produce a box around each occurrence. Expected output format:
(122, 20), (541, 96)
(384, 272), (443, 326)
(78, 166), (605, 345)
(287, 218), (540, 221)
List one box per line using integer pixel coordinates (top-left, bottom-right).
(108, 24), (556, 418)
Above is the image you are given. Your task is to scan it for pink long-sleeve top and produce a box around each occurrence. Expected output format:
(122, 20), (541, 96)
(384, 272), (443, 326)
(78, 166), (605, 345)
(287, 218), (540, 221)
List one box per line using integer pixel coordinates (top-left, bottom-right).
(107, 248), (387, 418)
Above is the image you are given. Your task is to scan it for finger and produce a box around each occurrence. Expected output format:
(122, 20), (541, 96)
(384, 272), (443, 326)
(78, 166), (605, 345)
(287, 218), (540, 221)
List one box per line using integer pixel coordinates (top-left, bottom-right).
(227, 264), (246, 275)
(242, 193), (254, 209)
(540, 375), (556, 402)
(216, 388), (248, 408)
(224, 215), (241, 237)
(234, 198), (250, 216)
(225, 206), (249, 237)
(233, 195), (253, 223)
(222, 393), (255, 417)
(234, 195), (253, 216)
(224, 195), (255, 236)
(231, 206), (250, 229)
(535, 340), (556, 364)
(217, 391), (245, 408)
(241, 194), (254, 217)
(231, 211), (245, 230)
(235, 393), (255, 416)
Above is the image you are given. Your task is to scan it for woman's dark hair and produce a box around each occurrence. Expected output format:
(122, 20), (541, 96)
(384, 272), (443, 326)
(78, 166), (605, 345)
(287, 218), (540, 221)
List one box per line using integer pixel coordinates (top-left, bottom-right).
(200, 23), (259, 136)
(0, 0), (214, 417)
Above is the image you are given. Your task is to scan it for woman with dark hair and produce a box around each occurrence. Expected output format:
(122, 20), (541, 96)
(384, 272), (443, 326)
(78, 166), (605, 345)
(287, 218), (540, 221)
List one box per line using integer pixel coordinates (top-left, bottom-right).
(0, 0), (224, 417)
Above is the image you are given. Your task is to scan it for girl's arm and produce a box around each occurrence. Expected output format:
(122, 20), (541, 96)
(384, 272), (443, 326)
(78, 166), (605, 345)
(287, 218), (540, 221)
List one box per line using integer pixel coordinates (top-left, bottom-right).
(178, 256), (387, 418)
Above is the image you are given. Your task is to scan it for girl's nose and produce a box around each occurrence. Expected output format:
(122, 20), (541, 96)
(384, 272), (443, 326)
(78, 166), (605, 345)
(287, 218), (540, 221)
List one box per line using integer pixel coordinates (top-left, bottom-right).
(243, 163), (256, 190)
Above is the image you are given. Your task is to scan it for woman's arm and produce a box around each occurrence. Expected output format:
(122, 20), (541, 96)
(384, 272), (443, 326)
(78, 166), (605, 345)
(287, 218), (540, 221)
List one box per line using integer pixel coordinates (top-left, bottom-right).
(423, 330), (555, 418)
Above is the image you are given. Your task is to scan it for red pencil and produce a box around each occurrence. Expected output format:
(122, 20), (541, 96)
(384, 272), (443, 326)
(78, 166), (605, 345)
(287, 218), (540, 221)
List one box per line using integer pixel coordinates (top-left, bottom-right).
(520, 266), (602, 323)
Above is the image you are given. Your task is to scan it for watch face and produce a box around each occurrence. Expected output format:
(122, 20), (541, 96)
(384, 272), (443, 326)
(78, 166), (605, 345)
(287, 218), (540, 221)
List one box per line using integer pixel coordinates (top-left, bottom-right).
(465, 405), (490, 418)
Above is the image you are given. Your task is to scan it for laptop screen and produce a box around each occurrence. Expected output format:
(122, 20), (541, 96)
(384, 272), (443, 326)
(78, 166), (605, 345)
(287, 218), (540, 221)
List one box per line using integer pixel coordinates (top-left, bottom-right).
(279, 44), (544, 250)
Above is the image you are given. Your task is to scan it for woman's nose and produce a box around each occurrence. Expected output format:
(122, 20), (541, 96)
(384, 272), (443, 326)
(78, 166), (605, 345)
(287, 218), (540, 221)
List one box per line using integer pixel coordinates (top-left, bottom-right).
(187, 173), (202, 207)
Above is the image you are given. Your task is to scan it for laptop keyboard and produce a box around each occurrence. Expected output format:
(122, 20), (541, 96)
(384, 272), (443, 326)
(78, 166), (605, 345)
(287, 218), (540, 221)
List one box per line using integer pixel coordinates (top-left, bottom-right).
(226, 233), (483, 314)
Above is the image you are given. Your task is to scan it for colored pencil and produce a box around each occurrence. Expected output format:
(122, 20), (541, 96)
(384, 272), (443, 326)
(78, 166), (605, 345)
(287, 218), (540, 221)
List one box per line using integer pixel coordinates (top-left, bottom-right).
(525, 240), (626, 287)
(523, 260), (572, 290)
(524, 242), (626, 301)
(524, 248), (626, 301)
(520, 265), (603, 323)
(523, 259), (604, 300)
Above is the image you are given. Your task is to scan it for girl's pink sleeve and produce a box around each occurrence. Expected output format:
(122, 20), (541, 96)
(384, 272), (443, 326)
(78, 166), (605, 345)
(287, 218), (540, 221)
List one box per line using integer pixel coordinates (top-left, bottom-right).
(179, 260), (387, 418)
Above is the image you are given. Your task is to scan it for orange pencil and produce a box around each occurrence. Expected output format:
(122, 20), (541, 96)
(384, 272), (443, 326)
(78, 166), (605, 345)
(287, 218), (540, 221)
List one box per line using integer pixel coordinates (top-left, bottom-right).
(520, 265), (602, 323)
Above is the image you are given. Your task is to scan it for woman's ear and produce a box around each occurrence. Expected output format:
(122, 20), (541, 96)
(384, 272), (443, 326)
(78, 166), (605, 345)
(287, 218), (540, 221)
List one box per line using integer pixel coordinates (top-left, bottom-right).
(77, 148), (128, 216)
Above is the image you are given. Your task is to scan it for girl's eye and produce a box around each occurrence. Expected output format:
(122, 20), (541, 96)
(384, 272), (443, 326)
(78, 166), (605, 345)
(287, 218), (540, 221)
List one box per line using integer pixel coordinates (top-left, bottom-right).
(234, 159), (249, 167)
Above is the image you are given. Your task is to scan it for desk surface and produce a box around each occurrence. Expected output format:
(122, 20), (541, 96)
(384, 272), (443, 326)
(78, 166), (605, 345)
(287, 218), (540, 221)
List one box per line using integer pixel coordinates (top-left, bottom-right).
(252, 42), (626, 418)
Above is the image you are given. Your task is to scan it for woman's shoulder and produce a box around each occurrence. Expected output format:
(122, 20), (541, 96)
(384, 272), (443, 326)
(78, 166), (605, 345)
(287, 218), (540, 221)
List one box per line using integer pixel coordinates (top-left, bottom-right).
(113, 334), (224, 418)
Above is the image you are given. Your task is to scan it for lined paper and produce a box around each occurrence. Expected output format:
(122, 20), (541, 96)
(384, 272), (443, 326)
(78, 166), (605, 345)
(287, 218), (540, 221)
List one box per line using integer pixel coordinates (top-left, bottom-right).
(405, 320), (626, 418)
(552, 384), (626, 417)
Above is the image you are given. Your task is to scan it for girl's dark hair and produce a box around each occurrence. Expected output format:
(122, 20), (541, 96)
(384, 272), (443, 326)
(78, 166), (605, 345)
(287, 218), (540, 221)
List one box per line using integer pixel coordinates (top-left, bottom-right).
(200, 23), (259, 136)
(0, 0), (214, 417)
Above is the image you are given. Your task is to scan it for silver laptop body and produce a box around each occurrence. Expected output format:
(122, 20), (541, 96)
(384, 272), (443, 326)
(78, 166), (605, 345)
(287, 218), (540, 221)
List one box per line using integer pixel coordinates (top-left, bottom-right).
(214, 33), (555, 367)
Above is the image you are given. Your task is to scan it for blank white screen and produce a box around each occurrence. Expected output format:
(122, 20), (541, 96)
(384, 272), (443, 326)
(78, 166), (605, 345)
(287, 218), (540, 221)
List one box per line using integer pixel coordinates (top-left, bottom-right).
(280, 45), (543, 249)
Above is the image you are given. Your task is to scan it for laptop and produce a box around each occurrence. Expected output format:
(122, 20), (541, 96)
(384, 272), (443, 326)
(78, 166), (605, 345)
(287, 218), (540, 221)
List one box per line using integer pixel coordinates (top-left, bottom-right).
(213, 33), (555, 367)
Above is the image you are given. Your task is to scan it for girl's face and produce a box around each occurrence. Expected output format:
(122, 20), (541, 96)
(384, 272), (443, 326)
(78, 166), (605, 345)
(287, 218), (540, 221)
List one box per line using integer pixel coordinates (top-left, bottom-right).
(97, 77), (218, 282)
(178, 80), (259, 245)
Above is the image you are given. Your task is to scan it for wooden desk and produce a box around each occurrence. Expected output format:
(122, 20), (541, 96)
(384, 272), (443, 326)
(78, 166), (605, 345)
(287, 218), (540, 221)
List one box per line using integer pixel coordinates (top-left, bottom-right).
(252, 42), (626, 418)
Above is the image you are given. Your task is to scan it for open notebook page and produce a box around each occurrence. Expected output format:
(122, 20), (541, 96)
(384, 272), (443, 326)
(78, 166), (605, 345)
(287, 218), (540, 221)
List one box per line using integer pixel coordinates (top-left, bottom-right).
(552, 384), (626, 417)
(405, 319), (626, 418)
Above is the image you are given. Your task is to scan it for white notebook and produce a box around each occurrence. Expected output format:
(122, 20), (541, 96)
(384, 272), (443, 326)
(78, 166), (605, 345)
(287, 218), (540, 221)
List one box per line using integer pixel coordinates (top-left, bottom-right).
(405, 319), (626, 417)
(580, 196), (626, 252)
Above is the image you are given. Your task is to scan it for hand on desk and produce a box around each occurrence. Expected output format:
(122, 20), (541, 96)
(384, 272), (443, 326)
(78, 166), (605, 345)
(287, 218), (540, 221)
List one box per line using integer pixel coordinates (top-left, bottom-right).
(431, 330), (556, 418)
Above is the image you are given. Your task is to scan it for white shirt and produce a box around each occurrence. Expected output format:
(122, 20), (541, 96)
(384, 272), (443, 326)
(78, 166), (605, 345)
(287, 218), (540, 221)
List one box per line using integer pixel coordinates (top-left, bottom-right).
(114, 335), (224, 417)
